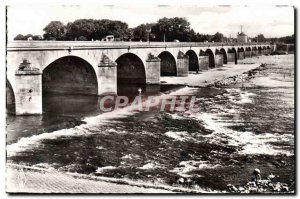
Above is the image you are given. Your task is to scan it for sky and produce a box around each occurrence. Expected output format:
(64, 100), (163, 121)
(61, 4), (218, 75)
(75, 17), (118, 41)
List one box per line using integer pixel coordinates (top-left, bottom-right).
(6, 5), (294, 41)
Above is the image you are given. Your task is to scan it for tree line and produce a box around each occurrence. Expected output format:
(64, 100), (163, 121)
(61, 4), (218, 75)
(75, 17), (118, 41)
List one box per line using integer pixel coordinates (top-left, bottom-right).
(13, 17), (294, 44)
(13, 17), (227, 42)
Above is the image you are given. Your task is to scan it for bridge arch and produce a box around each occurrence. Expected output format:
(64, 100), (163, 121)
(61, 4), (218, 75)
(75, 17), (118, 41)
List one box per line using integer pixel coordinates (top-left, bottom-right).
(214, 49), (224, 67)
(227, 48), (237, 64)
(238, 47), (245, 52)
(115, 53), (146, 84)
(262, 46), (267, 55)
(158, 51), (177, 76)
(6, 80), (15, 114)
(185, 50), (199, 71)
(258, 46), (262, 55)
(252, 47), (258, 56)
(220, 48), (227, 64)
(42, 55), (98, 95)
(245, 47), (252, 58)
(205, 49), (215, 68)
(237, 47), (245, 60)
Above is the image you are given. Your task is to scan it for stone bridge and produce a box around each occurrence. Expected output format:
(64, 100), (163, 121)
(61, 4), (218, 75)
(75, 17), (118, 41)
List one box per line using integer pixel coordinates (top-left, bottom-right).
(6, 41), (274, 115)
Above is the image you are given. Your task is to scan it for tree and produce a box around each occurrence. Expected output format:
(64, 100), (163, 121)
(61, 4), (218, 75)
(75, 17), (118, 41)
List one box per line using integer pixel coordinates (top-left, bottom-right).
(212, 32), (224, 42)
(279, 34), (294, 44)
(14, 34), (43, 40)
(153, 17), (191, 42)
(132, 23), (156, 41)
(14, 34), (26, 40)
(30, 17), (228, 42)
(105, 20), (129, 40)
(185, 29), (197, 42)
(43, 21), (66, 40)
(24, 34), (33, 39)
(32, 35), (43, 40)
(124, 28), (134, 41)
(254, 34), (266, 42)
(65, 19), (129, 41)
(66, 19), (95, 41)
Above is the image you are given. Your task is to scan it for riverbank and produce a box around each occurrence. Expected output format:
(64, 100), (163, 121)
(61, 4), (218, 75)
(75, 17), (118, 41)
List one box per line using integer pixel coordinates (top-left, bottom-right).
(160, 62), (261, 87)
(6, 164), (176, 193)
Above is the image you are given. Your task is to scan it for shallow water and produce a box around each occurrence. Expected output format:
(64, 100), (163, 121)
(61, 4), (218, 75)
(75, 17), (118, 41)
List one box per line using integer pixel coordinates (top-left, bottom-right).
(6, 55), (295, 192)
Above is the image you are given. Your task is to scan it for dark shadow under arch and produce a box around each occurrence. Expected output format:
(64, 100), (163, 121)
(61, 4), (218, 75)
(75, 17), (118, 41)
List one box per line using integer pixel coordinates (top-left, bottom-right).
(186, 50), (199, 71)
(158, 51), (177, 76)
(258, 46), (262, 55)
(42, 56), (99, 115)
(245, 47), (252, 57)
(238, 47), (245, 52)
(237, 47), (245, 60)
(43, 56), (98, 95)
(227, 48), (237, 64)
(205, 49), (215, 68)
(6, 80), (15, 114)
(116, 53), (146, 84)
(262, 46), (267, 55)
(220, 48), (228, 64)
(252, 47), (258, 56)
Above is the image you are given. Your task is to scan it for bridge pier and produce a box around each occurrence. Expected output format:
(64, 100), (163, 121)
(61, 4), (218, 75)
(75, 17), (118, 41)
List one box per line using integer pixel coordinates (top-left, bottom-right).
(98, 54), (117, 95)
(199, 55), (209, 70)
(271, 45), (276, 53)
(227, 53), (235, 63)
(238, 51), (244, 60)
(177, 51), (189, 77)
(245, 51), (251, 58)
(145, 54), (161, 84)
(215, 54), (223, 67)
(264, 49), (268, 55)
(258, 49), (262, 56)
(14, 59), (42, 115)
(265, 49), (270, 55)
(252, 50), (257, 56)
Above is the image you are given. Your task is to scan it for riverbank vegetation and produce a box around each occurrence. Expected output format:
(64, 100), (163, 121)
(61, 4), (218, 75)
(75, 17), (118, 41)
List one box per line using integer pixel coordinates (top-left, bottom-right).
(13, 17), (294, 44)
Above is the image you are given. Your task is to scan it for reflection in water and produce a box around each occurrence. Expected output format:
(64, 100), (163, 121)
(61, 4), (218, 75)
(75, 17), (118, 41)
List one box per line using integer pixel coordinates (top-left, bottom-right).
(42, 93), (100, 116)
(7, 84), (171, 145)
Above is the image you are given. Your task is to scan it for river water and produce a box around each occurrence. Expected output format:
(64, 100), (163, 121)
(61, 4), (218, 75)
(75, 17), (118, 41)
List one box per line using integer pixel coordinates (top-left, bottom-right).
(6, 55), (295, 192)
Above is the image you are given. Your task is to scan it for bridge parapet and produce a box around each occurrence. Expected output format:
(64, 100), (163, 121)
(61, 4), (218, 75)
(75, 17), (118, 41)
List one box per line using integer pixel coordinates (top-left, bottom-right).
(7, 41), (271, 51)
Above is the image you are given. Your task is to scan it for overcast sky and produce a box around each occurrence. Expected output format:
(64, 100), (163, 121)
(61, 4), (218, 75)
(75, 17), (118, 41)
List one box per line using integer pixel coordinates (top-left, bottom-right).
(6, 5), (294, 41)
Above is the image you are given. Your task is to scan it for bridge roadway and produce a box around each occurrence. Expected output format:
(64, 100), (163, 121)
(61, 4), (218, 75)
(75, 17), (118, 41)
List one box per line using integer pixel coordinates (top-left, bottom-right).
(6, 41), (274, 115)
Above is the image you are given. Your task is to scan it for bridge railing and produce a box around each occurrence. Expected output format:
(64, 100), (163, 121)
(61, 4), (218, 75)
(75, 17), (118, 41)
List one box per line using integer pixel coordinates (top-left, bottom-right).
(7, 41), (271, 50)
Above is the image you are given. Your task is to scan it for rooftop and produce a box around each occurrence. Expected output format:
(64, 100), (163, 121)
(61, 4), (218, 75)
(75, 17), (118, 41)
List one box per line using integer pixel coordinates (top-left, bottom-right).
(238, 32), (247, 36)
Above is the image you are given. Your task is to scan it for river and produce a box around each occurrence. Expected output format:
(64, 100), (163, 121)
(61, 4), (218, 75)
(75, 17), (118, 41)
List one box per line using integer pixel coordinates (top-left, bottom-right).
(6, 55), (295, 192)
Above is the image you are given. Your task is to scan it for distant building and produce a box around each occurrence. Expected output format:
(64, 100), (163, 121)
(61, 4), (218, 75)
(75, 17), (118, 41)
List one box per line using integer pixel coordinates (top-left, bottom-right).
(237, 26), (248, 43)
(237, 32), (248, 43)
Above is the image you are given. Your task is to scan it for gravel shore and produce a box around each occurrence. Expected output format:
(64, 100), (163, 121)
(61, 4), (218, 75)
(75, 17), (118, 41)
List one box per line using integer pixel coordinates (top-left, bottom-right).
(160, 62), (261, 87)
(6, 164), (175, 193)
